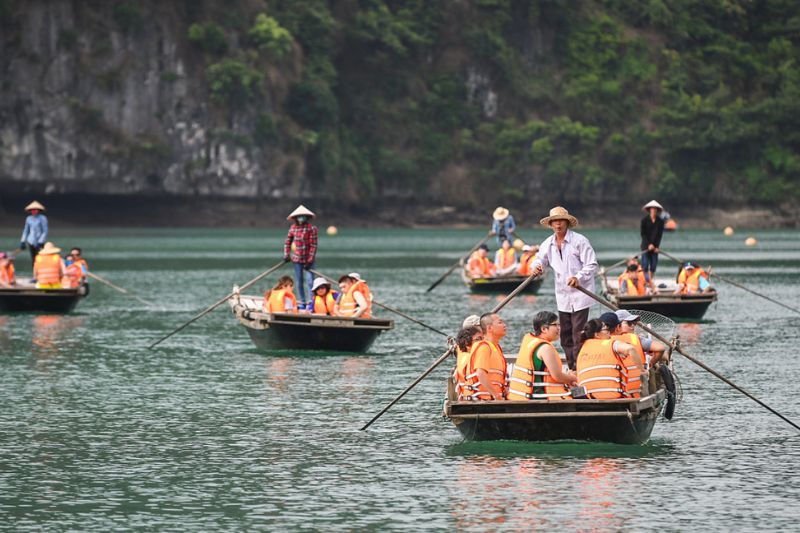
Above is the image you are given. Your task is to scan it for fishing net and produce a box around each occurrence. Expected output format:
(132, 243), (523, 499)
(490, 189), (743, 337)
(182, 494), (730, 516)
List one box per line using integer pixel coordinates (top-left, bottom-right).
(626, 309), (676, 342)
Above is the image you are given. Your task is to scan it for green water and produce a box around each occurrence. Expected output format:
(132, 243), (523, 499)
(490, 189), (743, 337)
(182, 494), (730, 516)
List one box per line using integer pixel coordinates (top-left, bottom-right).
(1, 228), (799, 530)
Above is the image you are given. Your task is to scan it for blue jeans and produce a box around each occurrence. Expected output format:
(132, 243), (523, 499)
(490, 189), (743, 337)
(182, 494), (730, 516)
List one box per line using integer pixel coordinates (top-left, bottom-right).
(293, 262), (314, 306)
(641, 251), (659, 280)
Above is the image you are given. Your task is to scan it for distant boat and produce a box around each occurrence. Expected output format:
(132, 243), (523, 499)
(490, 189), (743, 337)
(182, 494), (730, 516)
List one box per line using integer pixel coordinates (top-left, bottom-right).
(229, 294), (394, 352)
(662, 211), (678, 231)
(0, 278), (88, 313)
(459, 258), (543, 294)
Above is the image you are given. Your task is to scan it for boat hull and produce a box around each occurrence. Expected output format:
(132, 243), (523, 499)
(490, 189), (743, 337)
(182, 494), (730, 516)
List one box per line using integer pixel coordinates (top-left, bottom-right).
(230, 297), (394, 353)
(0, 285), (87, 313)
(445, 392), (665, 445)
(612, 293), (715, 320)
(464, 275), (543, 294)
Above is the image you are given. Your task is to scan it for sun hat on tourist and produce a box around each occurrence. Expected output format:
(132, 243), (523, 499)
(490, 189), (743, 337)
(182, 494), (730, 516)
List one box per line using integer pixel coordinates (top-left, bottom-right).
(38, 242), (61, 255)
(287, 205), (315, 220)
(539, 206), (579, 228)
(492, 207), (510, 221)
(642, 200), (664, 212)
(462, 315), (481, 328)
(311, 277), (330, 292)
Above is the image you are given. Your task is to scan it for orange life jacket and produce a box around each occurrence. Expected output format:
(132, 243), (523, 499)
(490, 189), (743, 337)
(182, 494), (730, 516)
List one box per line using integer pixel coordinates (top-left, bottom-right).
(313, 292), (336, 315)
(338, 280), (372, 318)
(62, 263), (85, 288)
(617, 271), (646, 296)
(495, 248), (516, 269)
(678, 268), (708, 294)
(468, 252), (496, 277)
(517, 251), (535, 275)
(576, 339), (626, 399)
(0, 263), (14, 285)
(34, 254), (64, 286)
(72, 258), (89, 273)
(464, 340), (507, 400)
(265, 287), (297, 313)
(508, 333), (571, 401)
(454, 346), (473, 399)
(611, 333), (643, 398)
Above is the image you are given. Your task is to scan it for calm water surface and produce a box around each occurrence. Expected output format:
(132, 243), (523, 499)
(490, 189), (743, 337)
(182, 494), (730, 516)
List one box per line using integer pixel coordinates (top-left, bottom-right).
(1, 228), (799, 530)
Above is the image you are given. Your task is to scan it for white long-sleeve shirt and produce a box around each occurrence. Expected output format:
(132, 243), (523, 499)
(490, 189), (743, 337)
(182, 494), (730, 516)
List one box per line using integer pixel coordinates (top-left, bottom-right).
(531, 229), (598, 313)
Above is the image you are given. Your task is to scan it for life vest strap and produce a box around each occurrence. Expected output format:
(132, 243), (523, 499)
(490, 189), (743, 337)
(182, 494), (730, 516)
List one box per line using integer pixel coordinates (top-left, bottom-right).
(577, 364), (621, 376)
(579, 376), (623, 385)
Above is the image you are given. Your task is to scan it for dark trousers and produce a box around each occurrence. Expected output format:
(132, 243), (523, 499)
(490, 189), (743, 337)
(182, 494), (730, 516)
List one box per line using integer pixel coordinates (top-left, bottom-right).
(28, 244), (41, 262)
(641, 251), (659, 280)
(559, 307), (590, 370)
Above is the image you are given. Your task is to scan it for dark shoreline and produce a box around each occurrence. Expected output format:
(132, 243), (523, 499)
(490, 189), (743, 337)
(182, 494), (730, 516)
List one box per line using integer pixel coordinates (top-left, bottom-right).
(0, 194), (797, 229)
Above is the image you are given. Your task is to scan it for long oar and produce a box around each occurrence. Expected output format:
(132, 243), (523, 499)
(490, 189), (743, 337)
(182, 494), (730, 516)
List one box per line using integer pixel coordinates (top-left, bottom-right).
(87, 271), (158, 308)
(310, 269), (449, 337)
(574, 285), (800, 433)
(148, 259), (288, 349)
(426, 232), (492, 292)
(360, 270), (543, 431)
(8, 247), (23, 259)
(659, 249), (800, 316)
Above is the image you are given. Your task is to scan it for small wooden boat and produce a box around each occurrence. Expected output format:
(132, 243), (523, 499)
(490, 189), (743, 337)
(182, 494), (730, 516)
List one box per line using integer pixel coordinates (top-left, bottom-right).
(601, 277), (716, 320)
(459, 260), (543, 294)
(0, 279), (88, 313)
(229, 293), (394, 352)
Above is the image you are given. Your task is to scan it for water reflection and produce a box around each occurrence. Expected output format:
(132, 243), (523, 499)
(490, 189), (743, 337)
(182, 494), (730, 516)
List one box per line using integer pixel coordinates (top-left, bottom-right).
(31, 315), (84, 358)
(446, 439), (673, 459)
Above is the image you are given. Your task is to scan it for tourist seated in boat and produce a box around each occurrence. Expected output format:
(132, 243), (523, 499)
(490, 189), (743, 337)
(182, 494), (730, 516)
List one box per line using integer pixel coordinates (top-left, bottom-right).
(0, 252), (15, 287)
(335, 272), (372, 318)
(674, 262), (713, 295)
(68, 247), (89, 274)
(264, 275), (298, 313)
(463, 313), (508, 401)
(576, 318), (642, 399)
(608, 309), (667, 367)
(310, 277), (339, 315)
(517, 245), (536, 276)
(597, 312), (649, 397)
(61, 254), (86, 289)
(508, 311), (577, 401)
(494, 239), (518, 276)
(467, 244), (496, 278)
(453, 315), (483, 400)
(32, 242), (66, 289)
(618, 262), (648, 296)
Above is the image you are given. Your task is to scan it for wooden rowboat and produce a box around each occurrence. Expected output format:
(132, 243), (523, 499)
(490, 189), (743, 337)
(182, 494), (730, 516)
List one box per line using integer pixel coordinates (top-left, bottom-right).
(0, 280), (88, 313)
(459, 260), (543, 294)
(229, 294), (394, 352)
(601, 277), (716, 320)
(443, 392), (665, 444)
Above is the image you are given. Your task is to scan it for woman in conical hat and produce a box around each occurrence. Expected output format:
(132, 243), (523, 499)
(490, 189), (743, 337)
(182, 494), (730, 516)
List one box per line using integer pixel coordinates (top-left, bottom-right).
(490, 206), (516, 246)
(640, 199), (665, 291)
(20, 200), (49, 262)
(284, 205), (318, 311)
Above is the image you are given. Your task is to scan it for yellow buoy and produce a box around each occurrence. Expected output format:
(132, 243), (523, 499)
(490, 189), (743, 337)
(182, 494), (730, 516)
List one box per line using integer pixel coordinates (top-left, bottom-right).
(326, 225), (338, 236)
(745, 237), (757, 246)
(723, 226), (734, 236)
(512, 238), (524, 250)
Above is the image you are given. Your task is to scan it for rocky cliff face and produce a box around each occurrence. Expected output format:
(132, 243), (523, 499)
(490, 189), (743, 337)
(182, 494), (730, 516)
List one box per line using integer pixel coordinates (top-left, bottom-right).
(0, 1), (303, 199)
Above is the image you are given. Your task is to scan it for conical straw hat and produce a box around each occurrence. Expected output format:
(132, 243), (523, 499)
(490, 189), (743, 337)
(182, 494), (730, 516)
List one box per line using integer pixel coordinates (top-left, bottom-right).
(642, 200), (663, 211)
(287, 205), (315, 220)
(539, 206), (578, 228)
(25, 200), (46, 212)
(38, 242), (61, 255)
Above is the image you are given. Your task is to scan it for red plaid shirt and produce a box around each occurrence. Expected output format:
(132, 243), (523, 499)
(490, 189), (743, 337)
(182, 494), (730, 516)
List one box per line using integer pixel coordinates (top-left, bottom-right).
(284, 223), (318, 264)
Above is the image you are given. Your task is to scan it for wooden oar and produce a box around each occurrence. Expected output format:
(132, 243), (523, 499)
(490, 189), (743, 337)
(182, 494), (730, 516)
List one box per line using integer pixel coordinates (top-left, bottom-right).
(659, 249), (800, 316)
(309, 269), (449, 337)
(360, 270), (543, 431)
(148, 259), (288, 349)
(8, 247), (23, 259)
(574, 285), (800, 433)
(87, 271), (158, 308)
(426, 231), (492, 292)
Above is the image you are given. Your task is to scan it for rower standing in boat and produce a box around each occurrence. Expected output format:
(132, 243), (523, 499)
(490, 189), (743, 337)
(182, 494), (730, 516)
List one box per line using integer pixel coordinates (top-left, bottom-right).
(283, 205), (318, 311)
(640, 200), (665, 292)
(20, 201), (49, 262)
(530, 206), (598, 370)
(490, 206), (516, 247)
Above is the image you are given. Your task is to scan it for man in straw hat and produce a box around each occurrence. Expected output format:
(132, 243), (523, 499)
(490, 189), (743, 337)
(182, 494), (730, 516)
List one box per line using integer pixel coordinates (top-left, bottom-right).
(530, 206), (598, 370)
(284, 205), (318, 311)
(32, 242), (65, 289)
(490, 206), (516, 246)
(640, 200), (665, 291)
(20, 200), (49, 262)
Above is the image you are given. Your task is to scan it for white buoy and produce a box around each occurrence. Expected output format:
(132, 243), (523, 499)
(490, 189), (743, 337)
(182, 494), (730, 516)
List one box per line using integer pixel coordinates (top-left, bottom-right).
(724, 226), (734, 236)
(326, 225), (338, 236)
(745, 237), (757, 246)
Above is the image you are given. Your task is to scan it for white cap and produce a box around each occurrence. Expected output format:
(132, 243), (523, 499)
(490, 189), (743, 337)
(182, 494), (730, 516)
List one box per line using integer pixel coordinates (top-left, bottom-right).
(348, 272), (361, 281)
(311, 277), (330, 291)
(522, 245), (532, 252)
(615, 309), (640, 322)
(462, 315), (481, 328)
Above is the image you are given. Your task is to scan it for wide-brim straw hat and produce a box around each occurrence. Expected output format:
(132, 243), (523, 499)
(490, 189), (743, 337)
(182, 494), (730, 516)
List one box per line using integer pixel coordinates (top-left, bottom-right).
(25, 200), (46, 212)
(539, 206), (578, 228)
(39, 242), (61, 255)
(492, 206), (510, 221)
(287, 204), (315, 220)
(642, 200), (664, 211)
(311, 277), (330, 292)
